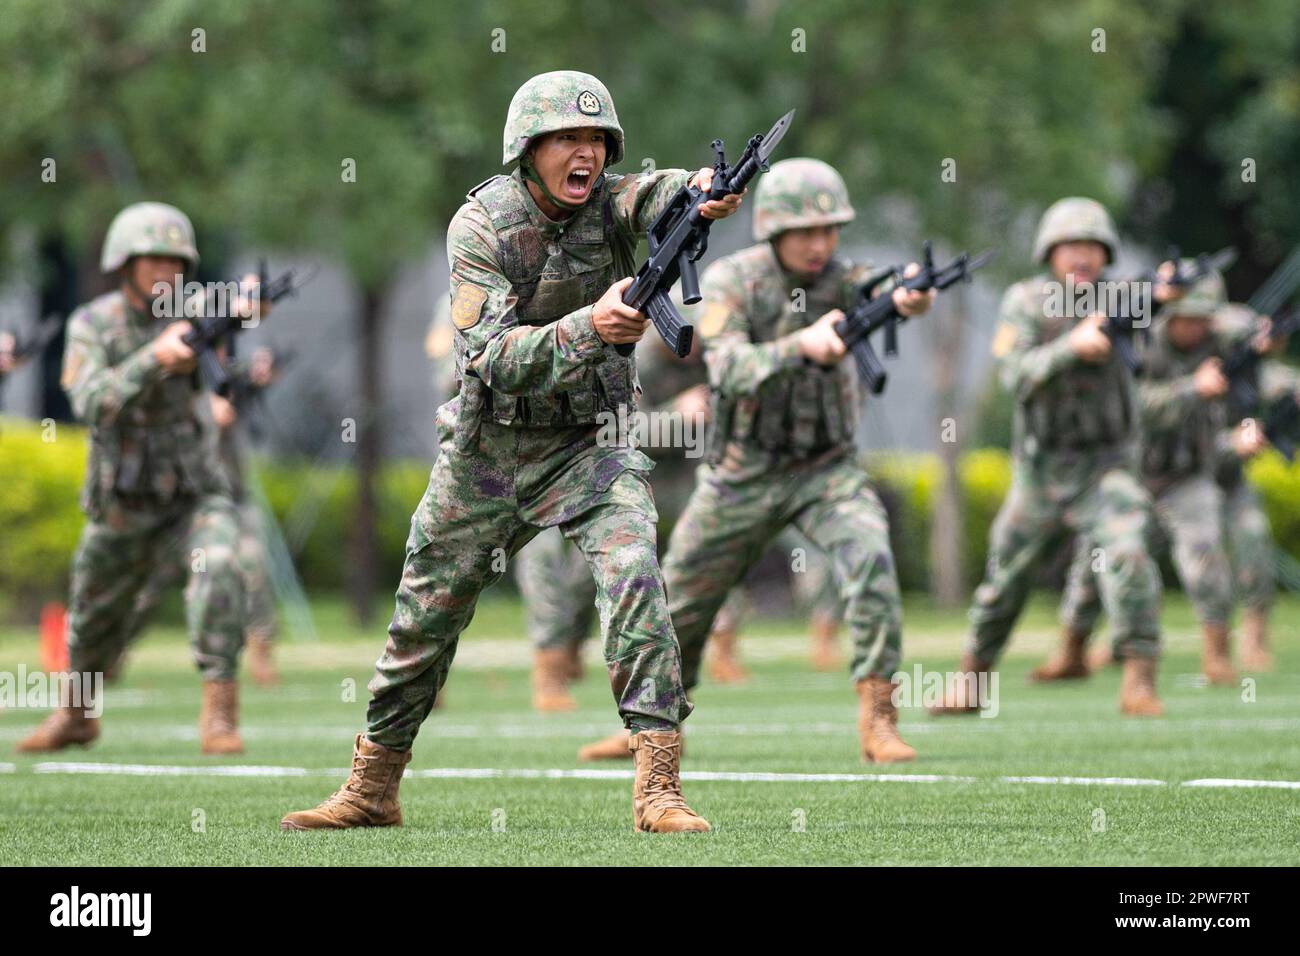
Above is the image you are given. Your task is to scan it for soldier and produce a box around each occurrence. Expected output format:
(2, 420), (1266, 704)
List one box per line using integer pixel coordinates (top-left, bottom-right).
(1039, 272), (1244, 686)
(208, 348), (282, 685)
(17, 202), (253, 754)
(1213, 303), (1297, 670)
(930, 197), (1178, 718)
(281, 71), (743, 834)
(580, 157), (934, 765)
(634, 331), (753, 686)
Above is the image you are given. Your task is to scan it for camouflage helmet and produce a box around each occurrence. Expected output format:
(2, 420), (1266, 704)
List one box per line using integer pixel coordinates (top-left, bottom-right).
(100, 202), (199, 273)
(502, 71), (624, 168)
(1166, 264), (1227, 320)
(1032, 197), (1118, 265)
(752, 158), (855, 242)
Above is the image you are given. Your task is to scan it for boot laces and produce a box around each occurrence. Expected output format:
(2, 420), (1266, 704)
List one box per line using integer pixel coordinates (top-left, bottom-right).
(643, 739), (690, 812)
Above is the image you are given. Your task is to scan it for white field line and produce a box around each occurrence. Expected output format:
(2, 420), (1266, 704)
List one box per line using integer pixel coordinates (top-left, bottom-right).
(2, 715), (1299, 744)
(1181, 778), (1300, 790)
(0, 763), (13, 773)
(16, 761), (1300, 790)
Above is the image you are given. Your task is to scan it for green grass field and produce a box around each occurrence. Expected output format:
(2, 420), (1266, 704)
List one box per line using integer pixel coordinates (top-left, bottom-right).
(1, 594), (1297, 866)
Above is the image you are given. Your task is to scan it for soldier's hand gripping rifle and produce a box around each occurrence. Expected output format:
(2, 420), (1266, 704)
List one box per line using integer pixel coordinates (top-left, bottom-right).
(1106, 245), (1238, 374)
(614, 109), (796, 359)
(829, 242), (995, 394)
(181, 261), (315, 397)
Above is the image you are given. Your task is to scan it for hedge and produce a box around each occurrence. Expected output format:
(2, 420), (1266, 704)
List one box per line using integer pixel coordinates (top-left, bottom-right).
(4, 414), (1299, 607)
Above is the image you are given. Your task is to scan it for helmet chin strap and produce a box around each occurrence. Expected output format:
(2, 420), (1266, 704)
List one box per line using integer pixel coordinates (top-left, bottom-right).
(520, 156), (588, 213)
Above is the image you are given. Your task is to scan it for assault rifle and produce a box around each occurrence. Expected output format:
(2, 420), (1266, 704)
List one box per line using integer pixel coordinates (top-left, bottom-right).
(0, 314), (63, 379)
(1221, 307), (1300, 460)
(181, 261), (315, 396)
(614, 109), (796, 359)
(829, 242), (995, 394)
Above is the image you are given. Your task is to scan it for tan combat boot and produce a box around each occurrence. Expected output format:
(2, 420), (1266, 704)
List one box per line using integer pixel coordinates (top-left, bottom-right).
(928, 652), (993, 715)
(199, 679), (244, 754)
(1119, 655), (1164, 716)
(706, 626), (750, 684)
(16, 705), (100, 753)
(857, 677), (916, 764)
(532, 648), (578, 712)
(1028, 627), (1092, 682)
(809, 611), (842, 671)
(1201, 624), (1238, 686)
(565, 642), (585, 682)
(1239, 609), (1273, 672)
(246, 634), (280, 687)
(578, 729), (632, 761)
(629, 730), (710, 833)
(1087, 642), (1118, 671)
(281, 733), (412, 830)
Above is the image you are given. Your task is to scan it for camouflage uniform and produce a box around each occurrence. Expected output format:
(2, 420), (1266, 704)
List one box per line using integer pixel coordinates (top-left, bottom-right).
(1058, 275), (1238, 634)
(365, 74), (697, 749)
(967, 198), (1162, 665)
(1211, 304), (1294, 614)
(657, 159), (903, 692)
(60, 204), (246, 684)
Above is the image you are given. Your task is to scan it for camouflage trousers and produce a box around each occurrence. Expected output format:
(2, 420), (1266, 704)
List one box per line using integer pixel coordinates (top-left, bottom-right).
(661, 448), (902, 690)
(967, 454), (1161, 661)
(1060, 474), (1232, 634)
(119, 500), (277, 655)
(68, 494), (245, 681)
(366, 412), (690, 751)
(517, 525), (748, 649)
(704, 527), (842, 634)
(1221, 479), (1275, 612)
(516, 527), (597, 651)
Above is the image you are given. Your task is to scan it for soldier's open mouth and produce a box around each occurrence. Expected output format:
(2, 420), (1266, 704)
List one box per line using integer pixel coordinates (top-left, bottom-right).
(564, 168), (592, 198)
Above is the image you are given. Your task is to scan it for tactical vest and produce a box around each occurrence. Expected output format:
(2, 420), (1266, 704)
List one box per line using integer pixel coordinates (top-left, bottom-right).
(707, 248), (858, 461)
(1138, 329), (1223, 484)
(80, 294), (213, 516)
(1017, 280), (1135, 454)
(455, 171), (639, 428)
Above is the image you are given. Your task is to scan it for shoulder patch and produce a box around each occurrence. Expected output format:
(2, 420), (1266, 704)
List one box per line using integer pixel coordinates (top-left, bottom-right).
(991, 320), (1019, 359)
(699, 301), (731, 339)
(451, 284), (488, 330)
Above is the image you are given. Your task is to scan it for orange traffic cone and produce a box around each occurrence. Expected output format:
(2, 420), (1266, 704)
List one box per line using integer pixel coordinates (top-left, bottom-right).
(39, 603), (69, 672)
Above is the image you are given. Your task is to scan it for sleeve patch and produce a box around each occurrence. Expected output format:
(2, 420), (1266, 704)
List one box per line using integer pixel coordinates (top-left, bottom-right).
(991, 320), (1019, 358)
(451, 284), (488, 330)
(699, 301), (731, 339)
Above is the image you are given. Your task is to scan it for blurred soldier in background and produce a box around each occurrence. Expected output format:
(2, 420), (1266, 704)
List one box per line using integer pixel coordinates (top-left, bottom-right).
(1042, 271), (1245, 685)
(1211, 303), (1298, 670)
(283, 71), (743, 834)
(932, 198), (1180, 717)
(106, 348), (283, 686)
(17, 202), (258, 755)
(582, 158), (933, 765)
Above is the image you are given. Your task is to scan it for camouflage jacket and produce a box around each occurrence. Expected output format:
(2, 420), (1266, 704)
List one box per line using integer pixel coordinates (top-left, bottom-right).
(993, 273), (1142, 463)
(1210, 305), (1300, 486)
(445, 166), (688, 435)
(698, 243), (868, 472)
(62, 290), (226, 518)
(1134, 322), (1240, 493)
